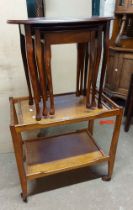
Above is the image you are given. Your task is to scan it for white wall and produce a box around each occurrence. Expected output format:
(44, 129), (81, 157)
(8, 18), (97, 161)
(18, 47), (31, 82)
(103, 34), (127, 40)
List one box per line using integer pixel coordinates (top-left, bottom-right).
(0, 0), (28, 153)
(45, 0), (92, 94)
(100, 0), (115, 16)
(96, 0), (115, 86)
(100, 0), (115, 37)
(0, 0), (91, 153)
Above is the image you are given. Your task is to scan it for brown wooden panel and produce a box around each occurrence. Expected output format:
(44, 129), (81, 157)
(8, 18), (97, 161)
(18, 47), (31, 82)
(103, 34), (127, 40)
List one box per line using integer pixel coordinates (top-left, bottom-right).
(16, 94), (109, 126)
(24, 130), (109, 180)
(105, 49), (133, 99)
(25, 130), (100, 165)
(26, 151), (109, 180)
(118, 53), (133, 90)
(105, 50), (120, 91)
(44, 31), (90, 44)
(7, 17), (113, 25)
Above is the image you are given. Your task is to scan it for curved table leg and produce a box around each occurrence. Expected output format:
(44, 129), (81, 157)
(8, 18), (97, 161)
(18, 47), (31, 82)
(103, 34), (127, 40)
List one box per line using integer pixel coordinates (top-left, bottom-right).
(44, 43), (55, 115)
(91, 31), (102, 108)
(19, 26), (33, 105)
(83, 43), (89, 96)
(86, 32), (93, 108)
(98, 22), (110, 108)
(79, 43), (86, 95)
(25, 25), (41, 121)
(35, 29), (48, 116)
(76, 43), (85, 96)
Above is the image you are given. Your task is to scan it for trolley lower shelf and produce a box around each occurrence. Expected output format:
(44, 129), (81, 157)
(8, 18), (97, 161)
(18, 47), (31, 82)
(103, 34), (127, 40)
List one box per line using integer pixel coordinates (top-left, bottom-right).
(25, 130), (109, 180)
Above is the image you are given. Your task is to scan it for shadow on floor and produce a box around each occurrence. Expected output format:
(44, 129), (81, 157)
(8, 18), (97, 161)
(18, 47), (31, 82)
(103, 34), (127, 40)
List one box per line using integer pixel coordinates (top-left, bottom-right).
(29, 165), (106, 196)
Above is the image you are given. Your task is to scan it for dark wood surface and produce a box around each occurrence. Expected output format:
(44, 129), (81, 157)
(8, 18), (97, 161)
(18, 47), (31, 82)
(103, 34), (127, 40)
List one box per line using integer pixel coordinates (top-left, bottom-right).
(19, 26), (33, 105)
(105, 49), (133, 99)
(7, 17), (113, 25)
(25, 130), (100, 165)
(24, 130), (109, 180)
(124, 73), (133, 131)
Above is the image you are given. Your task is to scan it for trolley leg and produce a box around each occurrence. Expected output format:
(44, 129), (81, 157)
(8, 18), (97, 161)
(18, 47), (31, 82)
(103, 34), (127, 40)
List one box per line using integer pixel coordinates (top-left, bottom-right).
(102, 109), (123, 181)
(88, 120), (94, 135)
(10, 126), (28, 202)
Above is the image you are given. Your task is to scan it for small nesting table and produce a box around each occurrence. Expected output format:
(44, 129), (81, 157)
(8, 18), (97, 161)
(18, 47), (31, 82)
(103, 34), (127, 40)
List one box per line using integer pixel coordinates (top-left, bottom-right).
(8, 17), (111, 120)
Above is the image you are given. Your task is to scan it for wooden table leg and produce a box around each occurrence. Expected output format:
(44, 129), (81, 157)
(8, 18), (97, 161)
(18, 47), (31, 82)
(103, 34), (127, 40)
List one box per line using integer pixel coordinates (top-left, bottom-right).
(98, 22), (110, 108)
(88, 120), (94, 135)
(125, 100), (133, 132)
(19, 26), (33, 106)
(79, 43), (86, 95)
(32, 39), (42, 102)
(125, 88), (133, 132)
(10, 126), (28, 202)
(102, 108), (123, 181)
(76, 43), (81, 96)
(25, 25), (41, 120)
(76, 43), (85, 96)
(83, 43), (89, 96)
(86, 33), (93, 108)
(35, 29), (48, 116)
(44, 43), (55, 115)
(124, 74), (133, 132)
(91, 31), (102, 108)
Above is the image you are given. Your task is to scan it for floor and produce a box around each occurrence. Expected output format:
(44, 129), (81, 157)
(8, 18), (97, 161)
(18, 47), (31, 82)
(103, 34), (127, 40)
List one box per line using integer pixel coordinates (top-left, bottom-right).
(0, 118), (133, 210)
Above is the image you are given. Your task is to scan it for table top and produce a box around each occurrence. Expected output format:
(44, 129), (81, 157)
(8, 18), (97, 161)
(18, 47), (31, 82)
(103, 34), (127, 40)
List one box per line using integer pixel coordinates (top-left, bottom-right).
(10, 93), (120, 132)
(7, 16), (113, 25)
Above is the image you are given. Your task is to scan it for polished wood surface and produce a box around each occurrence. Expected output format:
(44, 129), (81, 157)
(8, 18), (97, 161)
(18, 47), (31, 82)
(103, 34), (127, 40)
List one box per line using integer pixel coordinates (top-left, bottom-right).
(27, 151), (108, 180)
(8, 17), (112, 25)
(25, 130), (109, 180)
(25, 131), (99, 165)
(13, 94), (121, 131)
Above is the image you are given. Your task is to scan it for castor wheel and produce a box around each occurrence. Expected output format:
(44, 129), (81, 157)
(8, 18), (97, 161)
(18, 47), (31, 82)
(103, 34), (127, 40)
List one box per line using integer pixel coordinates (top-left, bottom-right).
(20, 193), (28, 203)
(36, 114), (41, 121)
(102, 175), (111, 181)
